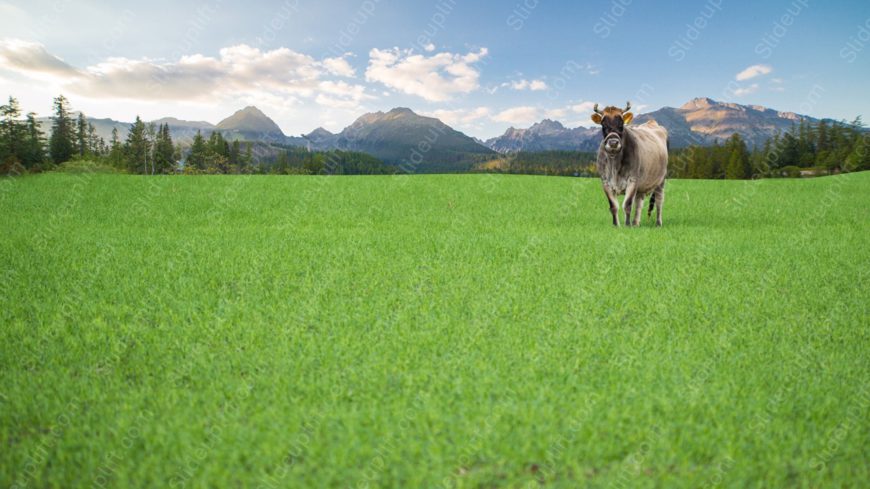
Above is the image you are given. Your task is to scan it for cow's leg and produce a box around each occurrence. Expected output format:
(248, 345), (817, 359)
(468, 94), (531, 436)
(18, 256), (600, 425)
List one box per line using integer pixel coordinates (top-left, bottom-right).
(654, 183), (665, 227)
(601, 183), (620, 227)
(632, 192), (645, 226)
(623, 180), (638, 227)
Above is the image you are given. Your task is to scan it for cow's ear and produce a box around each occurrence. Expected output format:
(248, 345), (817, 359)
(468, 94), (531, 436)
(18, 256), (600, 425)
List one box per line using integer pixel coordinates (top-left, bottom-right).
(591, 113), (603, 124)
(622, 112), (633, 125)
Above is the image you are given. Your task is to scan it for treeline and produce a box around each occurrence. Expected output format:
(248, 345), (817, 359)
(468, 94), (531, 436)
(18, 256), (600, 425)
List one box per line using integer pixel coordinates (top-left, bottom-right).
(185, 138), (395, 175)
(0, 94), (396, 176)
(266, 145), (394, 175)
(0, 95), (181, 174)
(671, 118), (870, 179)
(475, 151), (599, 176)
(184, 130), (255, 174)
(1, 96), (66, 173)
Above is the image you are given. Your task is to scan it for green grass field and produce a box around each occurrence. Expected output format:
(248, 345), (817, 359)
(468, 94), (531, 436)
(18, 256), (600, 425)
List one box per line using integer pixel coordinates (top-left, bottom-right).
(1, 172), (868, 488)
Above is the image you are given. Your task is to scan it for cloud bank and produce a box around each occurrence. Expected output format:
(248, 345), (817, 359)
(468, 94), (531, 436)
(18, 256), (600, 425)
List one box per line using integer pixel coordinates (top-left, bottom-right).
(365, 47), (488, 102)
(0, 39), (370, 109)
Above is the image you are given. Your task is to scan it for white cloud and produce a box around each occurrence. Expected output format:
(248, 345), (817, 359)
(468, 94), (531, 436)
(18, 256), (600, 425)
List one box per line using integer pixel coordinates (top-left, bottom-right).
(322, 55), (356, 77)
(506, 78), (548, 91)
(424, 43), (436, 52)
(733, 83), (760, 96)
(425, 106), (491, 126)
(431, 102), (613, 129)
(315, 80), (374, 108)
(492, 106), (540, 125)
(0, 39), (372, 110)
(0, 39), (79, 79)
(544, 108), (567, 119)
(528, 80), (548, 91)
(365, 47), (488, 102)
(569, 101), (597, 113)
(736, 64), (773, 81)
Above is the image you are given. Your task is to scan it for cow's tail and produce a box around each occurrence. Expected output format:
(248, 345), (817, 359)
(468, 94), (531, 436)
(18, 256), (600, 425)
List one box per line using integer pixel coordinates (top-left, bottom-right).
(649, 136), (669, 217)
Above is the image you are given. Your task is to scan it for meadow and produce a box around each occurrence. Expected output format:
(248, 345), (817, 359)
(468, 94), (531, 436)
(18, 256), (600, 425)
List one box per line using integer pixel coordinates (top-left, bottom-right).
(1, 171), (868, 488)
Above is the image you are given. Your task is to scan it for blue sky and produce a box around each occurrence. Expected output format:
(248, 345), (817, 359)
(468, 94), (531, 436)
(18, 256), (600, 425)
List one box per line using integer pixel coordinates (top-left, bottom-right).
(1, 0), (868, 138)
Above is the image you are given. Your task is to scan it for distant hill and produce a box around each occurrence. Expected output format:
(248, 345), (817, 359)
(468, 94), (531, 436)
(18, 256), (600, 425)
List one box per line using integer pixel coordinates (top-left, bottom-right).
(37, 106), (304, 146)
(635, 97), (818, 147)
(151, 117), (215, 130)
(310, 107), (497, 172)
(485, 119), (599, 153)
(36, 114), (215, 144)
(150, 117), (215, 143)
(215, 106), (303, 144)
(36, 115), (130, 145)
(484, 97), (830, 152)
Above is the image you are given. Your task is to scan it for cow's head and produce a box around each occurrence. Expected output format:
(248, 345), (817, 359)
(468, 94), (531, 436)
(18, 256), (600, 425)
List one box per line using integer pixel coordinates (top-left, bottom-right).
(591, 102), (633, 154)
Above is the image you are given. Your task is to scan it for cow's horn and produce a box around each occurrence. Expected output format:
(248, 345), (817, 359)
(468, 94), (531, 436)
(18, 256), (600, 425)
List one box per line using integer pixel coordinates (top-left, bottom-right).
(593, 103), (602, 115)
(623, 101), (632, 112)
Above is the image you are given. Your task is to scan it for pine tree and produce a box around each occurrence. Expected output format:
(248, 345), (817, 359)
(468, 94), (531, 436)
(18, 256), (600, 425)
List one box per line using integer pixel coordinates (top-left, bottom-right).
(125, 116), (148, 174)
(754, 138), (772, 176)
(86, 122), (100, 156)
(816, 120), (830, 154)
(76, 112), (88, 157)
(845, 134), (870, 172)
(797, 118), (815, 165)
(710, 141), (727, 179)
(245, 142), (253, 164)
(725, 150), (744, 179)
(23, 112), (45, 169)
(0, 96), (24, 166)
(777, 130), (800, 168)
(154, 124), (175, 174)
(187, 130), (207, 171)
(724, 134), (751, 179)
(49, 95), (75, 164)
(108, 127), (124, 168)
(145, 122), (157, 174)
(230, 140), (241, 167)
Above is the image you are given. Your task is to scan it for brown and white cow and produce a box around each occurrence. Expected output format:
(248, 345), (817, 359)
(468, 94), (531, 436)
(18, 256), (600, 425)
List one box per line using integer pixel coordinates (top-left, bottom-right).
(591, 102), (669, 227)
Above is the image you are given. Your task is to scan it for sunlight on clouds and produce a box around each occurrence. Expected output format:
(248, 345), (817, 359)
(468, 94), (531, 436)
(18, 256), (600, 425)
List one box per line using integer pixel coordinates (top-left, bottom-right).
(315, 80), (374, 109)
(322, 55), (356, 77)
(492, 106), (540, 125)
(427, 101), (613, 131)
(569, 101), (597, 113)
(505, 79), (548, 91)
(0, 39), (370, 110)
(0, 38), (79, 79)
(424, 106), (491, 126)
(544, 108), (567, 119)
(365, 47), (488, 102)
(736, 64), (773, 81)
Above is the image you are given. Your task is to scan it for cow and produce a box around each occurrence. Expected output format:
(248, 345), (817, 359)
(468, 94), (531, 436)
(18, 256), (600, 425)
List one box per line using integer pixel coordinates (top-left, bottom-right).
(591, 101), (669, 227)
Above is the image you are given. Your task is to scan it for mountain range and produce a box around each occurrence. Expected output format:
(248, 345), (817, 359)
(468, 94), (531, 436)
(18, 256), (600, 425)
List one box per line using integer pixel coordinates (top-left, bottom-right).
(40, 98), (832, 172)
(484, 119), (600, 153)
(484, 97), (823, 152)
(302, 107), (495, 172)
